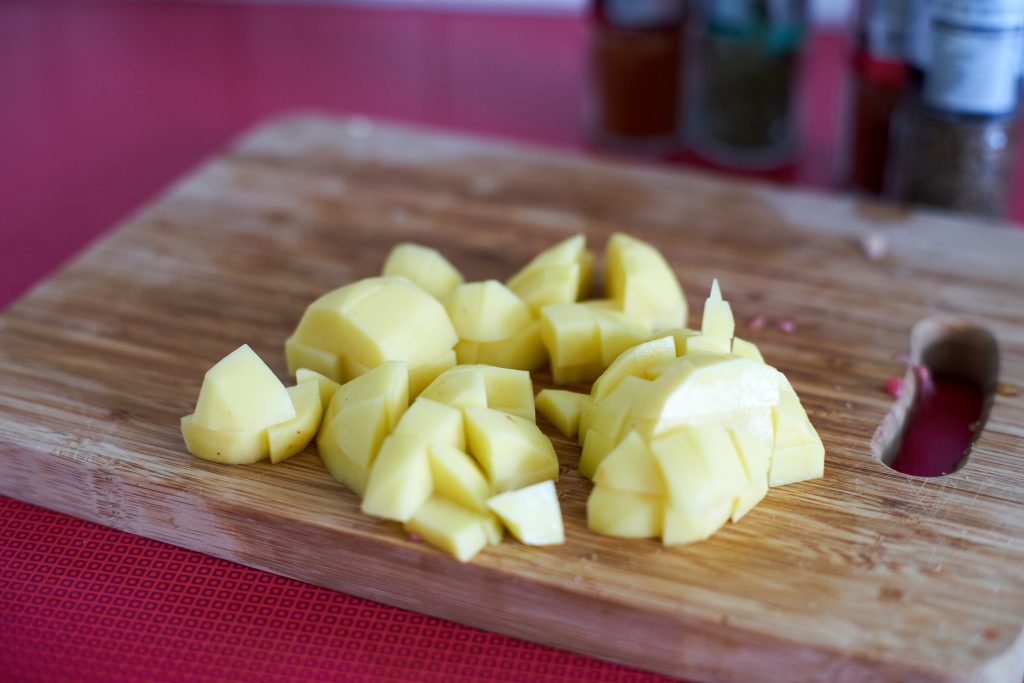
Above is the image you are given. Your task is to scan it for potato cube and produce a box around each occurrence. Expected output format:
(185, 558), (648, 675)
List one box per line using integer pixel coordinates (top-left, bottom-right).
(429, 445), (492, 513)
(285, 339), (344, 383)
(455, 321), (547, 371)
(648, 425), (746, 514)
(318, 396), (389, 497)
(592, 431), (665, 495)
(326, 360), (408, 431)
(591, 335), (676, 404)
(464, 407), (558, 492)
(420, 367), (488, 410)
(593, 309), (649, 365)
(295, 368), (341, 409)
(604, 233), (686, 332)
(405, 496), (491, 562)
(662, 498), (733, 546)
(729, 428), (770, 522)
(392, 398), (465, 452)
(444, 280), (533, 343)
(540, 303), (601, 368)
(731, 337), (764, 363)
(180, 415), (268, 465)
(506, 264), (581, 314)
(682, 335), (732, 355)
(587, 487), (663, 539)
(382, 243), (463, 300)
(700, 279), (735, 339)
(192, 344), (295, 432)
(361, 435), (434, 522)
(770, 377), (825, 486)
(535, 389), (589, 438)
(407, 350), (457, 397)
(487, 481), (564, 545)
(268, 381), (323, 464)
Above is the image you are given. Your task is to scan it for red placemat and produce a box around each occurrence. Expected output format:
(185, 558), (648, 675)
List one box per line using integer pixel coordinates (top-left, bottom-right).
(1, 496), (672, 682)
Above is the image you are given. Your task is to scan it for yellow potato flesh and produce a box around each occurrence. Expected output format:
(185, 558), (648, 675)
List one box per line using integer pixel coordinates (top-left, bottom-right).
(486, 480), (564, 546)
(361, 434), (434, 522)
(405, 496), (492, 563)
(192, 345), (295, 432)
(506, 264), (581, 314)
(392, 398), (466, 452)
(587, 488), (663, 539)
(295, 368), (341, 409)
(590, 335), (676, 404)
(731, 337), (765, 362)
(326, 361), (408, 431)
(429, 445), (492, 513)
(535, 389), (588, 438)
(287, 277), (457, 384)
(267, 382), (323, 464)
(729, 429), (770, 522)
(407, 350), (457, 397)
(592, 431), (665, 495)
(420, 369), (488, 410)
(464, 407), (558, 492)
(285, 339), (343, 383)
(682, 336), (732, 355)
(604, 233), (686, 332)
(317, 396), (389, 497)
(770, 377), (825, 486)
(593, 309), (649, 365)
(437, 365), (535, 420)
(662, 498), (732, 546)
(180, 415), (268, 465)
(444, 280), (532, 343)
(381, 243), (464, 300)
(454, 320), (547, 372)
(700, 279), (735, 339)
(539, 303), (601, 368)
(648, 425), (746, 515)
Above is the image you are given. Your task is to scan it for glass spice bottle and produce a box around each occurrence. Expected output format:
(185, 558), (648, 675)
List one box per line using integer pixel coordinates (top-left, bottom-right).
(890, 0), (1024, 217)
(588, 0), (688, 156)
(844, 0), (909, 194)
(687, 0), (808, 169)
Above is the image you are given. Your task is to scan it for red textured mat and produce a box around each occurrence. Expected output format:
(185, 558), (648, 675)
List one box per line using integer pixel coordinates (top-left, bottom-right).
(0, 496), (672, 682)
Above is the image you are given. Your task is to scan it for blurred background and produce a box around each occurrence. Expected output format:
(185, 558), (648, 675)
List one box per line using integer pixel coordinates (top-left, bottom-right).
(3, 0), (1023, 306)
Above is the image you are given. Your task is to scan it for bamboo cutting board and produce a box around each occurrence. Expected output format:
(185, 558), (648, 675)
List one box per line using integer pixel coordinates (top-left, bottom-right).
(1, 115), (1023, 683)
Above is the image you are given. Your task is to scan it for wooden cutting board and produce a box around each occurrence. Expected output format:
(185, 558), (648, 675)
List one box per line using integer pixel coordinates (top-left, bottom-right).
(2, 115), (1023, 683)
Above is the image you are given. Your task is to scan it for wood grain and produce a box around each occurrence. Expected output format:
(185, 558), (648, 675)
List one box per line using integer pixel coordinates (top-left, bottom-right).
(2, 114), (1023, 683)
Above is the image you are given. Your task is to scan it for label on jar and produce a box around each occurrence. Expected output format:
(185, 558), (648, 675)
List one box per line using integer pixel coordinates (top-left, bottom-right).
(605, 0), (684, 28)
(923, 0), (1024, 114)
(862, 0), (909, 61)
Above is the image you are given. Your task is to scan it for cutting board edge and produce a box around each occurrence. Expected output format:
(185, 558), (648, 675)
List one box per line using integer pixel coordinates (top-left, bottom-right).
(2, 438), (1012, 683)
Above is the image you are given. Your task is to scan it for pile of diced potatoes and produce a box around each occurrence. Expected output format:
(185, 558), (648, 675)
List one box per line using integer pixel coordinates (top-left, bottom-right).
(181, 233), (824, 562)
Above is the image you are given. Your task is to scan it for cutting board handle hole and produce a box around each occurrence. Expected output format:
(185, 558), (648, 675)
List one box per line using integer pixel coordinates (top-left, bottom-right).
(872, 318), (999, 477)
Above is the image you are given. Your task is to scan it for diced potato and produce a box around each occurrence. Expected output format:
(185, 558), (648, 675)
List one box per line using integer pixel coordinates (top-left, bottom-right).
(440, 365), (535, 420)
(286, 277), (457, 383)
(180, 415), (268, 465)
(295, 368), (341, 409)
(682, 335), (732, 355)
(361, 434), (434, 522)
(591, 336), (676, 404)
(731, 337), (764, 363)
(770, 377), (825, 486)
(382, 243), (463, 300)
(648, 425), (746, 515)
(587, 487), (663, 539)
(405, 496), (491, 562)
(593, 309), (649, 365)
(455, 320), (547, 371)
(539, 303), (601, 369)
(420, 367), (488, 410)
(407, 350), (457, 397)
(507, 234), (592, 310)
(630, 355), (780, 438)
(662, 499), (733, 546)
(267, 382), (323, 464)
(660, 328), (700, 357)
(506, 264), (581, 314)
(464, 407), (558, 492)
(535, 389), (589, 438)
(592, 431), (665, 495)
(487, 481), (564, 546)
(550, 361), (605, 386)
(392, 398), (465, 452)
(578, 429), (615, 481)
(192, 345), (295, 432)
(729, 429), (770, 522)
(285, 340), (344, 384)
(444, 280), (533, 343)
(326, 360), (408, 431)
(700, 279), (735, 339)
(429, 445), (492, 513)
(317, 396), (389, 497)
(604, 233), (686, 332)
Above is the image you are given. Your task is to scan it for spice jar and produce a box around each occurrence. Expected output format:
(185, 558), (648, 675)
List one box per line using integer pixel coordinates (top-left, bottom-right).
(890, 0), (1024, 217)
(687, 0), (808, 169)
(844, 0), (909, 194)
(588, 0), (687, 155)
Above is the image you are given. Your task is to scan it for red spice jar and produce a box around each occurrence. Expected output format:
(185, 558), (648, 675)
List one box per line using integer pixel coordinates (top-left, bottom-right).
(587, 0), (687, 156)
(844, 0), (909, 194)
